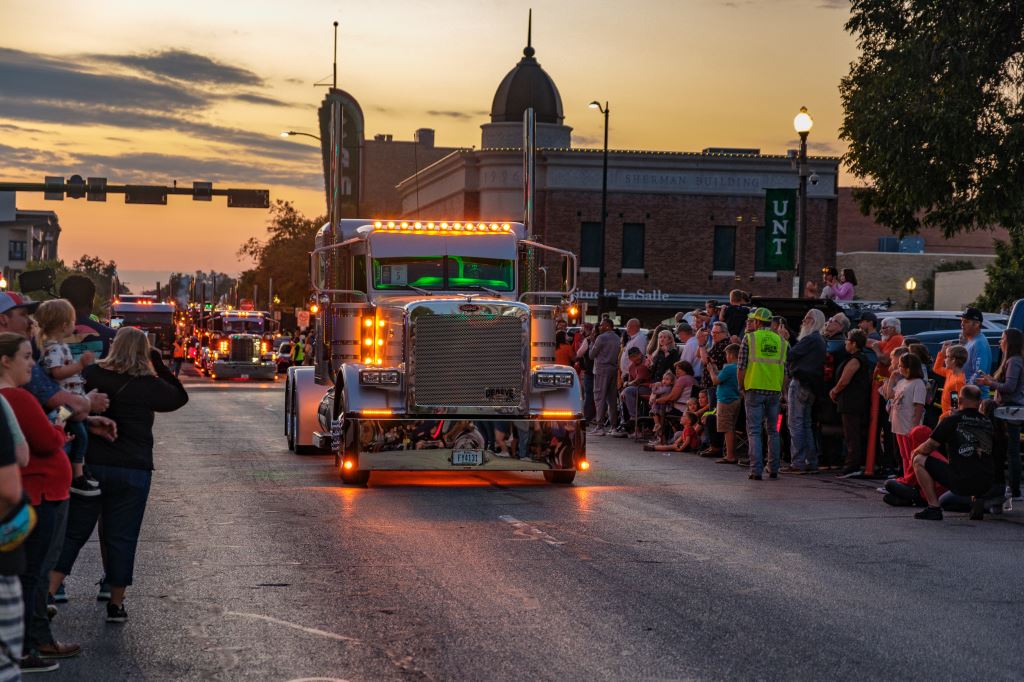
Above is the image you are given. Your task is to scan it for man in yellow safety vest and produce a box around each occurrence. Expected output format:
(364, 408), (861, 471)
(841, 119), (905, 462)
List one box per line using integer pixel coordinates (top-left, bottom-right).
(737, 307), (787, 480)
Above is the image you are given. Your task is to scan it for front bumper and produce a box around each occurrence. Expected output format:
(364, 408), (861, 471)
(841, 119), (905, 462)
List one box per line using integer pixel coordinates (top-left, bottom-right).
(211, 361), (277, 379)
(324, 417), (587, 471)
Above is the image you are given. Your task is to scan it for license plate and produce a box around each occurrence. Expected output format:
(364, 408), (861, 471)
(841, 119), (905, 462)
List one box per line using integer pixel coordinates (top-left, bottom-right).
(240, 374), (249, 380)
(452, 449), (483, 466)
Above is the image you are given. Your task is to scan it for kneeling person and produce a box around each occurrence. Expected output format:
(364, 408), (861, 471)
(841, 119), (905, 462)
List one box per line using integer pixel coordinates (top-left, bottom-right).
(911, 385), (998, 521)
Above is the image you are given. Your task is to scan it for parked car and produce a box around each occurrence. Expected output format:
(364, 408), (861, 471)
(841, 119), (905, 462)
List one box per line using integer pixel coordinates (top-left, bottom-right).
(885, 310), (1007, 338)
(274, 341), (293, 374)
(911, 302), (1022, 370)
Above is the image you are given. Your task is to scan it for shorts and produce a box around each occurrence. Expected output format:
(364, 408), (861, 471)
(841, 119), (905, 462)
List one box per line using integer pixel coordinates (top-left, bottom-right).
(716, 400), (740, 433)
(923, 457), (993, 498)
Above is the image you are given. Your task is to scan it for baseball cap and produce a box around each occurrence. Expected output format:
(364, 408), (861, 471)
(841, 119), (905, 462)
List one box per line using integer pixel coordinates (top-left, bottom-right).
(748, 307), (772, 323)
(859, 311), (878, 324)
(0, 292), (40, 315)
(958, 307), (984, 323)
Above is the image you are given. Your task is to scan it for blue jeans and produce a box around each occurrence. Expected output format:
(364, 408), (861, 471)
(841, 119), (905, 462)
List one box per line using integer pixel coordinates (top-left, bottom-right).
(65, 419), (88, 465)
(20, 500), (59, 647)
(1007, 422), (1021, 496)
(787, 382), (817, 470)
(57, 465), (152, 587)
(582, 373), (595, 422)
(745, 391), (782, 476)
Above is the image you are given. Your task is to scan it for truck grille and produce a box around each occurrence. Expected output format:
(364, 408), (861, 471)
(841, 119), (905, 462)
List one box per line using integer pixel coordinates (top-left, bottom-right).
(412, 314), (525, 409)
(229, 336), (257, 362)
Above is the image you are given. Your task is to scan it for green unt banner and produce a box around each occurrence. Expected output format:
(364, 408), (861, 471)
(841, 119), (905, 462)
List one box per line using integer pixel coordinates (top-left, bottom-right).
(764, 188), (797, 271)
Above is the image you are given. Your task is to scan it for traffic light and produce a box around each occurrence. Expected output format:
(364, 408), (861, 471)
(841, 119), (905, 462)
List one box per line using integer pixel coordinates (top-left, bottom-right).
(66, 174), (86, 199)
(125, 185), (168, 205)
(192, 181), (212, 202)
(87, 177), (107, 202)
(227, 189), (270, 208)
(309, 303), (319, 315)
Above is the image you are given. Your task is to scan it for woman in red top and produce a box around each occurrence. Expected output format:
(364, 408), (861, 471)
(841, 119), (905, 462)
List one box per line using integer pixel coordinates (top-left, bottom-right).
(0, 332), (68, 650)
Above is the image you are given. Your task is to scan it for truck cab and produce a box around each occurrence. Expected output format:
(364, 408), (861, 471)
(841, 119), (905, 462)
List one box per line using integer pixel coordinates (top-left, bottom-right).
(285, 219), (585, 485)
(202, 310), (278, 380)
(110, 298), (175, 357)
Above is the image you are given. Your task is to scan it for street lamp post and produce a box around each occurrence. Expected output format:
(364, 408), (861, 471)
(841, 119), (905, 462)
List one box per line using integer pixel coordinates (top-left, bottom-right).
(589, 101), (609, 318)
(280, 131), (321, 142)
(793, 106), (814, 297)
(905, 276), (917, 310)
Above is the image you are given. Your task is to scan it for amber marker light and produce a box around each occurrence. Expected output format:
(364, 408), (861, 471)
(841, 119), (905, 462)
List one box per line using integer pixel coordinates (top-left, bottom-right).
(362, 408), (392, 417)
(343, 460), (355, 470)
(364, 318), (373, 327)
(579, 460), (591, 471)
(541, 410), (575, 419)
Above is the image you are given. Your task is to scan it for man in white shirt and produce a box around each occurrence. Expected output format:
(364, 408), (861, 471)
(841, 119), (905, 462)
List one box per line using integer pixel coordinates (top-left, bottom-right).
(618, 319), (648, 379)
(676, 322), (702, 379)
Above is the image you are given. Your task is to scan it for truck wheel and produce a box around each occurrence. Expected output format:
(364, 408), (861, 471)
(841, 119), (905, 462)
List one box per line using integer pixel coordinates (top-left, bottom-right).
(340, 466), (370, 486)
(543, 470), (576, 485)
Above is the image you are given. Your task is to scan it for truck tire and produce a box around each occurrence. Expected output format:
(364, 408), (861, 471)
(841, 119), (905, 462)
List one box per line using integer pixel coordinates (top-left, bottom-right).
(340, 466), (370, 486)
(543, 470), (576, 485)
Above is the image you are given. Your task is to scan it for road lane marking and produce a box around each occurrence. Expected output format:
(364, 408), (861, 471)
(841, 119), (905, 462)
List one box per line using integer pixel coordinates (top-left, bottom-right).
(224, 611), (362, 643)
(499, 515), (565, 546)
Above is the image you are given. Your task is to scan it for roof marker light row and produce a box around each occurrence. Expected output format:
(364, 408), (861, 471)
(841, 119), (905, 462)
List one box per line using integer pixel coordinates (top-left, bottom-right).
(372, 221), (512, 234)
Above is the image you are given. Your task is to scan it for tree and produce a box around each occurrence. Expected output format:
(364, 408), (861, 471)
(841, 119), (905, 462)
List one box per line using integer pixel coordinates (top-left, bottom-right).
(839, 1), (1024, 238)
(975, 232), (1024, 312)
(237, 200), (325, 308)
(19, 256), (127, 316)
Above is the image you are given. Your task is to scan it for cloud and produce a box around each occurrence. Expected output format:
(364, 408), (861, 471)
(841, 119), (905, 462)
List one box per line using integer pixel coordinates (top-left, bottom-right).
(284, 77), (305, 85)
(0, 122), (44, 134)
(0, 47), (207, 112)
(0, 142), (72, 172)
(426, 109), (488, 120)
(817, 0), (849, 8)
(231, 92), (292, 107)
(89, 49), (262, 86)
(572, 134), (601, 146)
(70, 151), (324, 189)
(787, 138), (843, 154)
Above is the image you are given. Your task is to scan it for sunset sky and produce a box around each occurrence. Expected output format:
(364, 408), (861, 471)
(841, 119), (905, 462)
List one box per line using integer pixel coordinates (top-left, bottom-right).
(0, 0), (857, 291)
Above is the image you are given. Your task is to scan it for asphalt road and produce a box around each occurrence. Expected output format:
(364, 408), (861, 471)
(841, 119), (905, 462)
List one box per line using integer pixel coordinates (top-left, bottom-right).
(48, 369), (1024, 681)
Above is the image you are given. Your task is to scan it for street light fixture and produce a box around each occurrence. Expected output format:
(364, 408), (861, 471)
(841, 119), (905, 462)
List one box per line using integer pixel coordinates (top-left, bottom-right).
(589, 100), (609, 318)
(280, 130), (321, 142)
(905, 276), (917, 310)
(793, 106), (813, 297)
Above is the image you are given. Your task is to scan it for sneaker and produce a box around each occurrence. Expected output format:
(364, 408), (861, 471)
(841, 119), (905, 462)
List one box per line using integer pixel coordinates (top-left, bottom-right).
(748, 472), (762, 481)
(586, 426), (606, 437)
(610, 428), (629, 439)
(53, 583), (67, 603)
(96, 579), (111, 602)
(737, 458), (750, 467)
(768, 471), (778, 479)
(70, 475), (101, 497)
(779, 465), (805, 474)
(20, 654), (59, 672)
(914, 506), (943, 521)
(106, 602), (127, 623)
(969, 498), (986, 521)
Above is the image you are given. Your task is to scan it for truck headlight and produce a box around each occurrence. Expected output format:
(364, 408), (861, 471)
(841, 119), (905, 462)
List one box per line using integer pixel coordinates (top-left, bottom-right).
(360, 370), (400, 386)
(535, 372), (574, 388)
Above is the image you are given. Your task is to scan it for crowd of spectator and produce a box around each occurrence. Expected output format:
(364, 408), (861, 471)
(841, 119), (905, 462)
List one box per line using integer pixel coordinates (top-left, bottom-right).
(570, 286), (1021, 524)
(0, 275), (187, 678)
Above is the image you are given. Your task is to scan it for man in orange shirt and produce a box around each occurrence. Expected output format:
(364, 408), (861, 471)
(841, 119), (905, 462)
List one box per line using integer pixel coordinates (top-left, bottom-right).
(867, 317), (904, 380)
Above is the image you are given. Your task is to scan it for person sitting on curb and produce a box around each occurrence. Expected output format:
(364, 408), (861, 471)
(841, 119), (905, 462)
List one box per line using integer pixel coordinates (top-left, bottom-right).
(644, 411), (700, 454)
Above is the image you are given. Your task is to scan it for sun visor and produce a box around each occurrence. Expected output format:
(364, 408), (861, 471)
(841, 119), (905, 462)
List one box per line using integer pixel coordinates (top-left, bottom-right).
(368, 232), (517, 259)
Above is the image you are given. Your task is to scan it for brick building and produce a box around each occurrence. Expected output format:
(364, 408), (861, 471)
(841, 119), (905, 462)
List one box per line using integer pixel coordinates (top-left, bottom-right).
(835, 187), (1005, 304)
(393, 37), (840, 322)
(361, 129), (461, 216)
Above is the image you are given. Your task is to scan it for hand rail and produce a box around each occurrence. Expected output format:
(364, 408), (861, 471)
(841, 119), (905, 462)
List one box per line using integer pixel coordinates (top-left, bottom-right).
(517, 239), (578, 302)
(309, 237), (369, 299)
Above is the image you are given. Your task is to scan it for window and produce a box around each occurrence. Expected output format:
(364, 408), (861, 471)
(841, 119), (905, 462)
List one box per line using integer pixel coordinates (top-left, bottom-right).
(755, 226), (767, 271)
(713, 227), (736, 272)
(621, 223), (645, 270)
(8, 241), (26, 261)
(580, 222), (602, 269)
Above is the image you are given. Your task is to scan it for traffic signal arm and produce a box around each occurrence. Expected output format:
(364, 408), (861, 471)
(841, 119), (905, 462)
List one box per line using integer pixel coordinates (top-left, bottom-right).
(0, 175), (269, 208)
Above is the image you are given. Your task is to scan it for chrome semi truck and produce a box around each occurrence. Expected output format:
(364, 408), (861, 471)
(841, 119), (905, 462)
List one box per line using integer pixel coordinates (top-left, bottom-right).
(284, 219), (587, 485)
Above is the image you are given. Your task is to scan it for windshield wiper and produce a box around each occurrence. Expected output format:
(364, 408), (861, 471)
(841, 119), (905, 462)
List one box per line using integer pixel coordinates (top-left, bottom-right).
(454, 284), (503, 296)
(400, 284), (433, 296)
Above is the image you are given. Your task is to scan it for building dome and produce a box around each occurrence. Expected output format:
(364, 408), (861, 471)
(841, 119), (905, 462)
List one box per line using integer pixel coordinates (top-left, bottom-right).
(489, 43), (564, 125)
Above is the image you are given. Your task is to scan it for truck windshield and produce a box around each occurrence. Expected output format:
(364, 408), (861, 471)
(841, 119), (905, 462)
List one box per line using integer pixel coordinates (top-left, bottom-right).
(111, 311), (173, 326)
(373, 255), (513, 291)
(222, 319), (265, 333)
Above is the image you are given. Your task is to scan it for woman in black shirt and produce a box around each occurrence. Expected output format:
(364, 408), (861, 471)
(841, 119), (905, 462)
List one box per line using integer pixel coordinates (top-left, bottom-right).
(52, 327), (187, 623)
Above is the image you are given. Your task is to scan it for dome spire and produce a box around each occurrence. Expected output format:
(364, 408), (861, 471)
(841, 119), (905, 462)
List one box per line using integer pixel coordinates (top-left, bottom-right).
(524, 9), (535, 58)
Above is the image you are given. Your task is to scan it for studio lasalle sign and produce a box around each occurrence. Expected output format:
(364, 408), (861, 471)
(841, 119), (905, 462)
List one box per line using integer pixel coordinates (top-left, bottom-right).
(764, 188), (797, 271)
